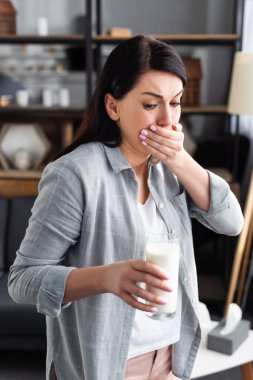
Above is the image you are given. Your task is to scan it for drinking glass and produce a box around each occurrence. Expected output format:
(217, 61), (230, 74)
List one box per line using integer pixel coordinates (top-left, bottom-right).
(145, 233), (180, 321)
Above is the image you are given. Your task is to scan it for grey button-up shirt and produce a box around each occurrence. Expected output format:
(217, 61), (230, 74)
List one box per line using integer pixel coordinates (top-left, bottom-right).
(8, 142), (244, 380)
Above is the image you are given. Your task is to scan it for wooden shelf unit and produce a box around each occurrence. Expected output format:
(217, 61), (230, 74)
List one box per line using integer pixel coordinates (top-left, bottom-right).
(94, 34), (240, 45)
(0, 169), (42, 179)
(0, 34), (85, 45)
(0, 170), (40, 197)
(0, 30), (85, 187)
(0, 104), (227, 117)
(0, 105), (84, 119)
(182, 105), (227, 115)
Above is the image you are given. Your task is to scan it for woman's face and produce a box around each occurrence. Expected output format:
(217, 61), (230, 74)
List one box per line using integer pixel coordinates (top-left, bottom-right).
(107, 70), (183, 156)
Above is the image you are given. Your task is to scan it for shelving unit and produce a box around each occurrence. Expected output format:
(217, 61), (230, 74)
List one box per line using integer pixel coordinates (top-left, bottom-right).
(0, 31), (86, 190)
(0, 174), (39, 197)
(0, 35), (85, 45)
(0, 105), (84, 119)
(0, 104), (227, 117)
(0, 0), (245, 194)
(84, 0), (244, 101)
(182, 105), (228, 115)
(0, 104), (82, 170)
(94, 34), (240, 45)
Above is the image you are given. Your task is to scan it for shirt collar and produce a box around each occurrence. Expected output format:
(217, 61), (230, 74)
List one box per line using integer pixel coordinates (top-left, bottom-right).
(103, 145), (132, 174)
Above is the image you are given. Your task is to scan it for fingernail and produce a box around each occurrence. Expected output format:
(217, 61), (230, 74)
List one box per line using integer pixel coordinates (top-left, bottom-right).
(159, 297), (168, 305)
(139, 134), (146, 140)
(161, 271), (169, 280)
(149, 125), (156, 131)
(150, 307), (158, 312)
(163, 280), (172, 291)
(141, 129), (148, 136)
(142, 141), (147, 146)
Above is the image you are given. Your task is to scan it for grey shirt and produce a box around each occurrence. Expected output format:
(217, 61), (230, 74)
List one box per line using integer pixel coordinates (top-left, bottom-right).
(8, 142), (244, 380)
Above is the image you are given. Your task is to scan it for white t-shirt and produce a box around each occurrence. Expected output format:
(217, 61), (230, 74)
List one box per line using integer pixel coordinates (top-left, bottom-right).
(128, 193), (182, 359)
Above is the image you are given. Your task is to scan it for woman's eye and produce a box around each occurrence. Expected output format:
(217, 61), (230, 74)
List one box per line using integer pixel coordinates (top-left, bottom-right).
(143, 104), (157, 110)
(170, 102), (181, 108)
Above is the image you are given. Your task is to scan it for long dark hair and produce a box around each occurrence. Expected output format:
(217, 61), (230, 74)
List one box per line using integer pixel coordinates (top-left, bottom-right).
(58, 35), (187, 158)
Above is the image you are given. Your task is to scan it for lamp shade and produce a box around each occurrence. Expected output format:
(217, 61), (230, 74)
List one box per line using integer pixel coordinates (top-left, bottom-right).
(228, 52), (253, 115)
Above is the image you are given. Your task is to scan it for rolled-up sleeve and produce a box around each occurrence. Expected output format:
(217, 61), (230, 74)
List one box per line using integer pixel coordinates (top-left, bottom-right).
(189, 171), (244, 236)
(8, 157), (84, 318)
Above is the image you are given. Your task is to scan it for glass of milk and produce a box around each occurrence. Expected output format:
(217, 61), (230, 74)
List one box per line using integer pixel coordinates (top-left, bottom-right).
(145, 233), (180, 321)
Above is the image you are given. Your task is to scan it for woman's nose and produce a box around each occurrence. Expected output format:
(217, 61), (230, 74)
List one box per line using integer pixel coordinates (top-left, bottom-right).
(157, 106), (173, 127)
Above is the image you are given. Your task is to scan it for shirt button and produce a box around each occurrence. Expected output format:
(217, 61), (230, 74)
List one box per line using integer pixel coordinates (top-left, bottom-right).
(158, 202), (165, 209)
(183, 276), (188, 283)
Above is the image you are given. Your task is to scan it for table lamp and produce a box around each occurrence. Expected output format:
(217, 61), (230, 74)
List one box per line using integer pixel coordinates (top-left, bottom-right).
(228, 52), (253, 115)
(227, 52), (253, 179)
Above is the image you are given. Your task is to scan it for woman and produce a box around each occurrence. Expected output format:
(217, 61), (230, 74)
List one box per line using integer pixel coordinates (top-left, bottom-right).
(8, 35), (244, 380)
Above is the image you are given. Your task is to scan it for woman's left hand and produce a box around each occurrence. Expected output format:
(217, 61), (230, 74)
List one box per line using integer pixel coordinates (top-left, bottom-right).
(139, 123), (185, 170)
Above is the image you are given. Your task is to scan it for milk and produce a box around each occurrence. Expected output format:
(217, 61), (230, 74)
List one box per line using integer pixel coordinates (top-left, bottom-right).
(146, 239), (180, 318)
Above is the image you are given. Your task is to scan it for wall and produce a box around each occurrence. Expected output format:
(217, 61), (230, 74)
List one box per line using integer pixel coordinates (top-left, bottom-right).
(101, 0), (207, 35)
(13, 0), (206, 35)
(12, 0), (84, 34)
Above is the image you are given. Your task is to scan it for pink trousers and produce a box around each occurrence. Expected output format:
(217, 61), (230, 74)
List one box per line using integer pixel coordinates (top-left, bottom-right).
(124, 346), (181, 380)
